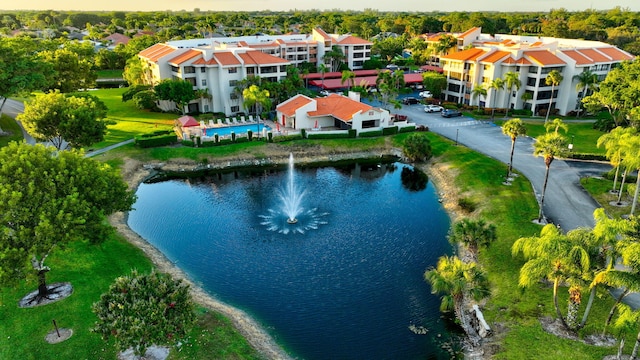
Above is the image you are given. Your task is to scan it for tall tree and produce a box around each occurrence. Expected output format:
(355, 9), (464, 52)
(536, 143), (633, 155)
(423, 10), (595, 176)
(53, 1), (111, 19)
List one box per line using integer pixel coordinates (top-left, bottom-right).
(0, 143), (135, 304)
(622, 134), (640, 216)
(93, 270), (196, 357)
(39, 47), (97, 93)
(573, 69), (598, 118)
(154, 79), (197, 115)
(533, 132), (568, 222)
(434, 34), (457, 56)
(489, 78), (504, 119)
(341, 70), (356, 91)
(447, 219), (497, 262)
(323, 45), (345, 72)
(242, 85), (271, 118)
(0, 37), (53, 130)
(471, 84), (487, 111)
(503, 71), (522, 117)
(318, 63), (329, 90)
(597, 127), (637, 194)
(544, 118), (569, 135)
(512, 224), (591, 330)
(421, 72), (447, 99)
(502, 118), (528, 177)
(425, 255), (490, 345)
(544, 70), (564, 123)
(17, 91), (108, 150)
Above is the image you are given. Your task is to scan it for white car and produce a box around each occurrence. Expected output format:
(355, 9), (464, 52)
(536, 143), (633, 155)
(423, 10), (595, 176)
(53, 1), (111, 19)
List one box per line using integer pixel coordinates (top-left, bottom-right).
(424, 104), (444, 113)
(418, 91), (433, 98)
(319, 90), (330, 96)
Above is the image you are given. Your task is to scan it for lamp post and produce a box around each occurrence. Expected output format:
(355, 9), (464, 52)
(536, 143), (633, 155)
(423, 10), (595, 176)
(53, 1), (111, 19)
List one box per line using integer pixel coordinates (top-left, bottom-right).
(568, 135), (574, 152)
(455, 128), (459, 146)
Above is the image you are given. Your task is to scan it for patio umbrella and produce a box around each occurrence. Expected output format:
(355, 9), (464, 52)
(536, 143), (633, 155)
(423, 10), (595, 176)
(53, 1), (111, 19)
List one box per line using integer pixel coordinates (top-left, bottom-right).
(314, 120), (318, 129)
(276, 122), (280, 132)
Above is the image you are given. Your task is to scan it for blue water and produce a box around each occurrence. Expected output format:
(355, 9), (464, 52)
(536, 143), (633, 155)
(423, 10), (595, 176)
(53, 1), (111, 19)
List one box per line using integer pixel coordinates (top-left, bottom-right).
(128, 162), (455, 359)
(203, 123), (270, 137)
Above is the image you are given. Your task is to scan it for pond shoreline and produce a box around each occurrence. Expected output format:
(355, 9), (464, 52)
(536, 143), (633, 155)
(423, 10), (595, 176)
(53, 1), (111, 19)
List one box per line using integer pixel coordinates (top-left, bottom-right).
(109, 149), (463, 359)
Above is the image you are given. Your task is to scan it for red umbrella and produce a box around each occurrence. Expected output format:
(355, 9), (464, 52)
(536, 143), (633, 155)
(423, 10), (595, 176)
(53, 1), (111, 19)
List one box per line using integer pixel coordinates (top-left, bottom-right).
(276, 122), (280, 132)
(314, 120), (318, 129)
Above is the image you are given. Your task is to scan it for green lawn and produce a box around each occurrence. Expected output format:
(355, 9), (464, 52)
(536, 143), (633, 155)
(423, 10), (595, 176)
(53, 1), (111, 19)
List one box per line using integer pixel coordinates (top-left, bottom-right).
(97, 69), (124, 79)
(580, 176), (637, 219)
(0, 114), (23, 147)
(493, 119), (607, 155)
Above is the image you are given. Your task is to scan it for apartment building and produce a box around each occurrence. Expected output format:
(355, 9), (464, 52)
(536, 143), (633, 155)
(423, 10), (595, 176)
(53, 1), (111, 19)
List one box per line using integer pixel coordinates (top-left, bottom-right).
(431, 27), (635, 116)
(138, 28), (372, 115)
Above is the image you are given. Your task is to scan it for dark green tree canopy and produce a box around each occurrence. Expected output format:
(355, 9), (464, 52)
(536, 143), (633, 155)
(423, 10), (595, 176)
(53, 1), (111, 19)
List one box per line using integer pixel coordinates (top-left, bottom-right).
(154, 79), (197, 114)
(17, 91), (109, 149)
(0, 142), (136, 286)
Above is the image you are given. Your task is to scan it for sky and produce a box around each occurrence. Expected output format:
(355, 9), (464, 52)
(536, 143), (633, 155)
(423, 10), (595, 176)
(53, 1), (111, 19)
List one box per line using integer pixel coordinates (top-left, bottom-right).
(4, 0), (639, 13)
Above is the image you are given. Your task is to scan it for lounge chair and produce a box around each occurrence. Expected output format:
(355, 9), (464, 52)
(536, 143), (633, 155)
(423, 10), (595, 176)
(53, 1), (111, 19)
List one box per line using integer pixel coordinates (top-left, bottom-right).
(240, 116), (246, 123)
(199, 120), (206, 128)
(248, 115), (254, 123)
(208, 120), (215, 127)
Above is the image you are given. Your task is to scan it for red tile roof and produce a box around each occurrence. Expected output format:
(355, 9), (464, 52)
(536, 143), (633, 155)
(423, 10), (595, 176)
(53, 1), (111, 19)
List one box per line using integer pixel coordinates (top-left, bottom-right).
(337, 35), (372, 45)
(480, 50), (511, 64)
(308, 94), (372, 122)
(576, 48), (611, 63)
(139, 43), (176, 62)
(214, 52), (241, 66)
(560, 50), (593, 66)
(277, 95), (313, 116)
(524, 50), (565, 66)
(595, 47), (634, 61)
(441, 48), (486, 61)
(502, 57), (533, 66)
(168, 49), (202, 65)
(238, 50), (289, 65)
(314, 27), (330, 40)
(457, 27), (480, 39)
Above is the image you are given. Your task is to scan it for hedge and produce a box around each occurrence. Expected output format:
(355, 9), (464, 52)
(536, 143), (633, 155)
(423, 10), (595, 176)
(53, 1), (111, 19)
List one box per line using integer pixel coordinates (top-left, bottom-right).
(359, 130), (384, 138)
(567, 153), (608, 161)
(307, 132), (351, 139)
(382, 126), (399, 135)
(134, 133), (178, 148)
(398, 125), (416, 133)
(272, 134), (304, 143)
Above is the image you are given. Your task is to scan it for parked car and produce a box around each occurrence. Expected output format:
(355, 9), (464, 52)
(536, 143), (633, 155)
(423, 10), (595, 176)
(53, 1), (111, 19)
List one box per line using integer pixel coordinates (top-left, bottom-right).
(418, 91), (433, 98)
(319, 90), (330, 96)
(401, 97), (420, 105)
(424, 104), (444, 113)
(441, 109), (463, 118)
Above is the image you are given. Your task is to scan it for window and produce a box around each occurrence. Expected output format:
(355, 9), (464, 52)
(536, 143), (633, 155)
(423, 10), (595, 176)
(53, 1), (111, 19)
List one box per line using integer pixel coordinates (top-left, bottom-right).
(200, 67), (206, 73)
(448, 83), (461, 92)
(204, 104), (209, 112)
(201, 79), (207, 86)
(184, 66), (196, 74)
(231, 106), (240, 112)
(171, 66), (179, 73)
(247, 67), (255, 75)
(482, 77), (489, 84)
(483, 64), (490, 70)
(230, 93), (238, 100)
(280, 65), (287, 72)
(228, 67), (238, 74)
(229, 80), (238, 87)
(526, 77), (537, 86)
(186, 78), (196, 86)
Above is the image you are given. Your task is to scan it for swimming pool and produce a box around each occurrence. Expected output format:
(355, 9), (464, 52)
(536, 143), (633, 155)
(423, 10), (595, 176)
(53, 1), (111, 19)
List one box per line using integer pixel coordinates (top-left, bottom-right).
(203, 123), (270, 137)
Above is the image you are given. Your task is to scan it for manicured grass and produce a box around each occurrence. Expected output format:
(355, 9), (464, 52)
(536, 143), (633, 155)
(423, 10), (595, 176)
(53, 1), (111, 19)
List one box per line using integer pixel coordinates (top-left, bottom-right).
(580, 176), (637, 219)
(87, 88), (177, 150)
(0, 233), (260, 360)
(493, 119), (606, 155)
(0, 114), (23, 147)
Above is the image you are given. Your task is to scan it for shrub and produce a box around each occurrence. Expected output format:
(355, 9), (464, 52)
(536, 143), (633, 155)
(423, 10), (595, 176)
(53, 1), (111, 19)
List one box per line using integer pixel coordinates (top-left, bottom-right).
(122, 85), (152, 102)
(301, 128), (307, 138)
(181, 139), (195, 147)
(402, 133), (432, 162)
(348, 129), (357, 138)
(132, 90), (158, 111)
(267, 132), (273, 142)
(247, 130), (253, 141)
(457, 197), (477, 213)
(272, 134), (304, 143)
(307, 132), (351, 139)
(568, 153), (607, 161)
(134, 134), (178, 148)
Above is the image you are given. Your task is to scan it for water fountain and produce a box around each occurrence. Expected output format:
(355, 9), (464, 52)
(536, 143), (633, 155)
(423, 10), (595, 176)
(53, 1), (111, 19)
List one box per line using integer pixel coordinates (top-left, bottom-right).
(259, 153), (327, 234)
(281, 153), (304, 224)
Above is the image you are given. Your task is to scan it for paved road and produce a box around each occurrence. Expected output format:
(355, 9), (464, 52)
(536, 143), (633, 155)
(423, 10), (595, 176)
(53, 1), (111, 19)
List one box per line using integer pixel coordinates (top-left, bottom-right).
(1, 98), (34, 144)
(397, 104), (640, 310)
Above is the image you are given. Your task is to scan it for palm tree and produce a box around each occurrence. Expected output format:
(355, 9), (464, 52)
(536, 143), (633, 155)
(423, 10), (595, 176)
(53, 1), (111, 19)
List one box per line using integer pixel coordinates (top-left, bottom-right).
(489, 78), (504, 119)
(341, 70), (356, 91)
(512, 224), (591, 330)
(533, 132), (568, 222)
(502, 118), (527, 177)
(447, 219), (497, 262)
(520, 92), (533, 109)
(424, 255), (490, 345)
(597, 127), (638, 194)
(318, 63), (329, 90)
(544, 70), (564, 123)
(544, 118), (569, 135)
(503, 72), (522, 118)
(242, 85), (271, 118)
(622, 134), (640, 216)
(573, 69), (598, 118)
(613, 304), (640, 359)
(434, 34), (457, 56)
(323, 45), (345, 72)
(471, 84), (487, 111)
